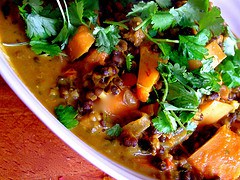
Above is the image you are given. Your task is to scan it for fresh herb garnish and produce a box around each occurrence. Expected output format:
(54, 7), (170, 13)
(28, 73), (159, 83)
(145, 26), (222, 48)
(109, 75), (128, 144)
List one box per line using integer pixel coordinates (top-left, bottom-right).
(55, 105), (79, 129)
(198, 6), (224, 36)
(106, 124), (122, 137)
(126, 53), (134, 72)
(93, 25), (121, 54)
(16, 0), (239, 135)
(152, 110), (177, 133)
(217, 49), (240, 88)
(18, 0), (99, 56)
(179, 29), (211, 60)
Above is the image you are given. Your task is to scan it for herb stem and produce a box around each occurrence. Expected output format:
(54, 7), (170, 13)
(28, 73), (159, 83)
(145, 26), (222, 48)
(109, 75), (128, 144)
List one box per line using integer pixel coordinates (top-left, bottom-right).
(55, 0), (67, 23)
(170, 110), (185, 128)
(134, 17), (151, 31)
(144, 31), (179, 44)
(63, 0), (71, 26)
(104, 20), (129, 30)
(2, 42), (29, 47)
(161, 75), (168, 102)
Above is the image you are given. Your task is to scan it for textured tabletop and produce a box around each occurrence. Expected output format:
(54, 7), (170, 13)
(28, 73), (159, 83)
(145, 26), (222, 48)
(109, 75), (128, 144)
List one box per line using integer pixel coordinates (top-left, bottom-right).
(0, 76), (113, 180)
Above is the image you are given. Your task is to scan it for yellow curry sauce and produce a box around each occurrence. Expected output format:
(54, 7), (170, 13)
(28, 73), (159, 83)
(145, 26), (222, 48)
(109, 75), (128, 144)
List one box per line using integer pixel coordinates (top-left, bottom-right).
(0, 2), (161, 178)
(0, 9), (66, 112)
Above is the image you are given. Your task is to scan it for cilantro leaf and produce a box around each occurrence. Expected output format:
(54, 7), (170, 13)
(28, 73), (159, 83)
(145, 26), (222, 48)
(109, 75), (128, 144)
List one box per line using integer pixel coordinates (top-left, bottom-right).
(155, 62), (199, 133)
(151, 12), (175, 32)
(199, 6), (224, 36)
(19, 0), (98, 56)
(170, 0), (209, 28)
(68, 0), (85, 26)
(23, 0), (44, 13)
(217, 49), (240, 88)
(185, 121), (197, 132)
(106, 124), (122, 137)
(30, 40), (62, 56)
(223, 36), (237, 56)
(163, 102), (197, 112)
(179, 29), (211, 60)
(55, 105), (79, 129)
(126, 53), (134, 72)
(93, 25), (120, 54)
(169, 50), (189, 67)
(68, 0), (98, 27)
(39, 4), (61, 18)
(152, 110), (177, 133)
(127, 1), (158, 18)
(52, 23), (75, 50)
(155, 0), (172, 8)
(167, 82), (200, 109)
(24, 13), (59, 40)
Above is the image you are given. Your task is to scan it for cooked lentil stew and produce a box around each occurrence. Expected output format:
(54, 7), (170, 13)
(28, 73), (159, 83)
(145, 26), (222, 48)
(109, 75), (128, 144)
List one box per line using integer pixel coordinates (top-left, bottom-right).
(0, 0), (240, 179)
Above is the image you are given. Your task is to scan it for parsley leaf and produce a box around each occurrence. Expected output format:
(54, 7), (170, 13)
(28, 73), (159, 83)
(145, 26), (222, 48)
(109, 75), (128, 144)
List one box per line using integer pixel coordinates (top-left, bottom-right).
(55, 105), (79, 129)
(93, 25), (120, 54)
(106, 124), (122, 137)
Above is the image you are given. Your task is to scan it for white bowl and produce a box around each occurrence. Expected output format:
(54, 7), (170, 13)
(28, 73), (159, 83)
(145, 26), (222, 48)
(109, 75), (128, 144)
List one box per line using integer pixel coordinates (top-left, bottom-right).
(0, 1), (239, 179)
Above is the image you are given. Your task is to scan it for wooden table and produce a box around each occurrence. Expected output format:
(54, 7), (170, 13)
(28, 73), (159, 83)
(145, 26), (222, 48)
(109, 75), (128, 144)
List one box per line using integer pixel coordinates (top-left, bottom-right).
(0, 76), (112, 179)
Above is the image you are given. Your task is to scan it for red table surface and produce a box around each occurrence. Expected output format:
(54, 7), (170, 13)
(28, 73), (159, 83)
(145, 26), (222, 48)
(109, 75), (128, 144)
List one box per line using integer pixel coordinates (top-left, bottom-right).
(0, 76), (114, 180)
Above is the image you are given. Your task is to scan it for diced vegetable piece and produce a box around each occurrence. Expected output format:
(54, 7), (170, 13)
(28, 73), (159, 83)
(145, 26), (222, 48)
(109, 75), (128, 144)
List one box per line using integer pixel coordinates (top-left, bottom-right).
(140, 102), (159, 116)
(199, 100), (233, 125)
(188, 125), (240, 180)
(205, 40), (227, 68)
(136, 42), (160, 102)
(75, 49), (108, 76)
(100, 89), (139, 119)
(67, 25), (95, 61)
(219, 85), (231, 100)
(122, 113), (151, 138)
(121, 73), (137, 87)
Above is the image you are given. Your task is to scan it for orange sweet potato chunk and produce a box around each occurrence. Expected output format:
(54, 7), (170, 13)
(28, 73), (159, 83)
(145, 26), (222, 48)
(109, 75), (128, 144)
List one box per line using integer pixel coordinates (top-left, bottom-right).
(136, 42), (160, 102)
(67, 25), (95, 61)
(188, 125), (240, 180)
(100, 89), (139, 119)
(205, 40), (227, 68)
(199, 100), (233, 126)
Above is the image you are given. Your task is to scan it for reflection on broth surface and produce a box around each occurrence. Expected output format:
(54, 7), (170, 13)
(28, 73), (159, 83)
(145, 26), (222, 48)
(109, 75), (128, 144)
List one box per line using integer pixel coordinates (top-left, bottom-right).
(1, 0), (240, 179)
